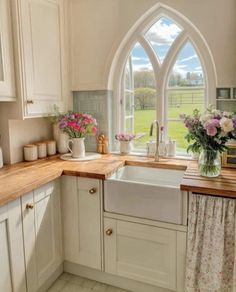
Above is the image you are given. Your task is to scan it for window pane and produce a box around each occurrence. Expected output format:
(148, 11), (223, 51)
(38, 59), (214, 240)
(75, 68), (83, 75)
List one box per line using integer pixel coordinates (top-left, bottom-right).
(167, 88), (205, 119)
(167, 121), (189, 154)
(124, 59), (132, 90)
(129, 43), (157, 149)
(145, 17), (182, 63)
(168, 41), (204, 87)
(125, 117), (133, 133)
(125, 91), (134, 116)
(167, 40), (205, 152)
(133, 109), (156, 149)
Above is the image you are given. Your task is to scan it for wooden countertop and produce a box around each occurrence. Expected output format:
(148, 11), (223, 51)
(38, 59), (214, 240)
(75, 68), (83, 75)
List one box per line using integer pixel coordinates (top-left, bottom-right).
(0, 153), (236, 206)
(180, 162), (236, 198)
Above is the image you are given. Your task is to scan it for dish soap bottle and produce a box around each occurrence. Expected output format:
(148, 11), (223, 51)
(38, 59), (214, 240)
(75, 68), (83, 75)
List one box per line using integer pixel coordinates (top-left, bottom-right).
(166, 137), (176, 157)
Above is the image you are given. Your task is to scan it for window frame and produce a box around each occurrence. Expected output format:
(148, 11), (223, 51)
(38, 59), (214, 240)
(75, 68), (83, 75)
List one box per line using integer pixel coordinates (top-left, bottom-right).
(111, 6), (217, 154)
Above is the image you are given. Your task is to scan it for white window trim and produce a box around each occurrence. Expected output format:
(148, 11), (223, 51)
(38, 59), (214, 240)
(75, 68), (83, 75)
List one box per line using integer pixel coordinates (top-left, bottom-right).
(109, 4), (217, 152)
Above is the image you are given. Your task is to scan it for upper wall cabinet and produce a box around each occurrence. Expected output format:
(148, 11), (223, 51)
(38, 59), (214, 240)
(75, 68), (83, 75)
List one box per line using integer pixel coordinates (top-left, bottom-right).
(17, 0), (66, 117)
(18, 0), (66, 116)
(0, 0), (16, 101)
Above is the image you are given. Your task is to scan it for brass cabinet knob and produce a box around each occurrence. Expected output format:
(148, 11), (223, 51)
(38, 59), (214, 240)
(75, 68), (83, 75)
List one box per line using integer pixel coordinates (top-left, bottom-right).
(26, 99), (34, 104)
(105, 228), (113, 236)
(26, 203), (34, 209)
(89, 187), (97, 195)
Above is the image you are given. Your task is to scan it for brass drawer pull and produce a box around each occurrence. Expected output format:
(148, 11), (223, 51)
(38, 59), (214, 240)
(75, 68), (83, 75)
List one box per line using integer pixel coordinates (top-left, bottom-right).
(105, 228), (113, 236)
(89, 187), (97, 195)
(26, 203), (34, 209)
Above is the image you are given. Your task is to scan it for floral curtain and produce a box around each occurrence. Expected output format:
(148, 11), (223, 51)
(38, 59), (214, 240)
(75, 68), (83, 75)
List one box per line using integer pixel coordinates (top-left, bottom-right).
(185, 194), (236, 292)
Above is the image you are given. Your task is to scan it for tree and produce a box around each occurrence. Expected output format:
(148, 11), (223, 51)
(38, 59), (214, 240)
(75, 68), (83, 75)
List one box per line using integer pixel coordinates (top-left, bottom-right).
(134, 71), (155, 88)
(134, 88), (156, 110)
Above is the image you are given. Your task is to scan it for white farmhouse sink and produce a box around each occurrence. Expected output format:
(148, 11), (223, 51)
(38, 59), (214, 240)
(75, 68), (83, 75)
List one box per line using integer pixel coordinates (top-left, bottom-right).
(104, 166), (187, 224)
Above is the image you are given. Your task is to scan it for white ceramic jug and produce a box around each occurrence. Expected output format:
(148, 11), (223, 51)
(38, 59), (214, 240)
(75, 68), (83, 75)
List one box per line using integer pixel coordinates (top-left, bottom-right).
(67, 138), (85, 158)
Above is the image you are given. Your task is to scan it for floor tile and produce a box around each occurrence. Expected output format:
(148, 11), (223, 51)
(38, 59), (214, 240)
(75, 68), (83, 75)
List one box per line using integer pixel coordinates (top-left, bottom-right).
(47, 279), (67, 291)
(48, 273), (130, 292)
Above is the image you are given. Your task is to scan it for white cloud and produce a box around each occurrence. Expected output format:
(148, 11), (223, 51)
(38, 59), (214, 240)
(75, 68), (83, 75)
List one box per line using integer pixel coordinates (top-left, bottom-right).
(132, 56), (149, 62)
(178, 54), (198, 63)
(145, 18), (182, 45)
(133, 63), (153, 72)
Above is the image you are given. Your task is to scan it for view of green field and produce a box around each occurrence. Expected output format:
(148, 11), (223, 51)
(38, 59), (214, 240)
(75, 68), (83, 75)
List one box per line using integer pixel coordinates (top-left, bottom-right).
(132, 88), (204, 154)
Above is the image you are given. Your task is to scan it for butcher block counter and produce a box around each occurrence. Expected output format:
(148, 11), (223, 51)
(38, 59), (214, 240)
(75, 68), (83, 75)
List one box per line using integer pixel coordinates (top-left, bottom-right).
(0, 154), (236, 206)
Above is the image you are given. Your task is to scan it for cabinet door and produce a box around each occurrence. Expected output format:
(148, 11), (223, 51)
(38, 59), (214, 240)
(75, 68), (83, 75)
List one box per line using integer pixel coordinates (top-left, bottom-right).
(0, 0), (16, 100)
(19, 0), (65, 116)
(61, 176), (102, 270)
(104, 218), (177, 291)
(22, 180), (62, 292)
(0, 199), (26, 292)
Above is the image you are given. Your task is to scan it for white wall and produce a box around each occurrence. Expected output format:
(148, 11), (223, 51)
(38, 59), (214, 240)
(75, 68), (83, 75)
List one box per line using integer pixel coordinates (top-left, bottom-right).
(0, 104), (52, 164)
(8, 118), (52, 164)
(68, 0), (236, 90)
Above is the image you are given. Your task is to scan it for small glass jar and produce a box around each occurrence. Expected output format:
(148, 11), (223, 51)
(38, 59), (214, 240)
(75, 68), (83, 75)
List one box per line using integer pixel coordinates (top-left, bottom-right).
(35, 142), (47, 159)
(24, 144), (38, 161)
(198, 150), (221, 177)
(45, 140), (56, 156)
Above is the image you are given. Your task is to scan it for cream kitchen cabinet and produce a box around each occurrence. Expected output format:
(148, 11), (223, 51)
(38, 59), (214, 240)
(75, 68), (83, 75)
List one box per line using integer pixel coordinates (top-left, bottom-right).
(17, 0), (67, 116)
(1, 0), (68, 118)
(0, 198), (27, 292)
(18, 0), (66, 116)
(0, 0), (16, 101)
(104, 217), (186, 292)
(21, 180), (63, 292)
(61, 176), (103, 270)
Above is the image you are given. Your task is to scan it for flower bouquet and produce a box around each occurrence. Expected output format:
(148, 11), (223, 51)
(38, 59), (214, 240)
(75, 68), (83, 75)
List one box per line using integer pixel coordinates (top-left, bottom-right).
(115, 133), (136, 155)
(59, 112), (97, 138)
(181, 107), (236, 177)
(58, 112), (97, 158)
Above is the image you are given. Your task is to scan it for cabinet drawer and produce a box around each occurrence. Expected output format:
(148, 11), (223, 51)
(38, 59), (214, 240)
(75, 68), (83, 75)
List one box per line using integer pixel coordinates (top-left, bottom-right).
(104, 218), (177, 290)
(34, 181), (55, 202)
(77, 177), (100, 191)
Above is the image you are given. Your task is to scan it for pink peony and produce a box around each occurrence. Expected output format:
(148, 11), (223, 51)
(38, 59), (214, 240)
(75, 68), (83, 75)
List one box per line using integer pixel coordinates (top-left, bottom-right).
(204, 119), (219, 136)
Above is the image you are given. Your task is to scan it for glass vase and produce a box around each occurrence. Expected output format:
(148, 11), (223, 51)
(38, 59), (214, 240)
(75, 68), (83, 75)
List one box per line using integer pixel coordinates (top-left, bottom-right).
(198, 150), (221, 177)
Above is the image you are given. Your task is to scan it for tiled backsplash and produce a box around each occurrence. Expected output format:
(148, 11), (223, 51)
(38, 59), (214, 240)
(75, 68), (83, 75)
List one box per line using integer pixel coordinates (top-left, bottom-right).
(73, 90), (113, 151)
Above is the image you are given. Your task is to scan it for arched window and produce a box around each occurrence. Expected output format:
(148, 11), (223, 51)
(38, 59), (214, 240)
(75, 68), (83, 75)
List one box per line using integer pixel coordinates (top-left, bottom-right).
(114, 9), (216, 155)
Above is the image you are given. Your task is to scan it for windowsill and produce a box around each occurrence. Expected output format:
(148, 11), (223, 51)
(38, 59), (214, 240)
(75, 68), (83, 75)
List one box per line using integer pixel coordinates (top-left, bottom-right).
(110, 151), (195, 161)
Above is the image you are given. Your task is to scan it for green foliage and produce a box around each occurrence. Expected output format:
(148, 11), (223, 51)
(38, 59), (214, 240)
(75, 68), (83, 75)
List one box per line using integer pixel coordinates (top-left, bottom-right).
(134, 71), (155, 88)
(134, 87), (156, 110)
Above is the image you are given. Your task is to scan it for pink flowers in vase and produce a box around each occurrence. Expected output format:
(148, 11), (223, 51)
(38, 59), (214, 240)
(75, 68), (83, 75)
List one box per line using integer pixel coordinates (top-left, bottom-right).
(58, 112), (97, 138)
(115, 133), (136, 142)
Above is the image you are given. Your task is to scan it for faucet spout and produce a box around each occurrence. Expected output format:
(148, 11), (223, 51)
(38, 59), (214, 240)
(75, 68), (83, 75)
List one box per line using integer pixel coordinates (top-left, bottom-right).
(149, 120), (160, 162)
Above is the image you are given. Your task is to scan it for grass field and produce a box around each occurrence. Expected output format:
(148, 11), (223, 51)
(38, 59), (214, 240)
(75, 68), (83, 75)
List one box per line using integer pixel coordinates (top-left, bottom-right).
(133, 92), (204, 153)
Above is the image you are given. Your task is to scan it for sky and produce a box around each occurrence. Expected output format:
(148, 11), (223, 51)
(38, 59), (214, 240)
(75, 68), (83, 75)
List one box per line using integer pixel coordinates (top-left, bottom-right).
(131, 17), (204, 78)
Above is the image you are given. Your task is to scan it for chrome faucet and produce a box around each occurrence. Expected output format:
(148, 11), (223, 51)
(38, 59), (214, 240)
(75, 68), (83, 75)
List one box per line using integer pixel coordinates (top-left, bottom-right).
(149, 120), (160, 162)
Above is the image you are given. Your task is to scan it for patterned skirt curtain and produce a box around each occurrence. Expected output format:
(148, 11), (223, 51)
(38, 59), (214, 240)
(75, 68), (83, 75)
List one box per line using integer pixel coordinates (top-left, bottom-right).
(185, 194), (236, 292)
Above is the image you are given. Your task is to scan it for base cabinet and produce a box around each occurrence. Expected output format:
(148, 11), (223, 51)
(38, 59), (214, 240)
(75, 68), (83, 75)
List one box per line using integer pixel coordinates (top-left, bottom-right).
(0, 199), (26, 292)
(104, 218), (186, 292)
(61, 176), (102, 270)
(21, 180), (62, 292)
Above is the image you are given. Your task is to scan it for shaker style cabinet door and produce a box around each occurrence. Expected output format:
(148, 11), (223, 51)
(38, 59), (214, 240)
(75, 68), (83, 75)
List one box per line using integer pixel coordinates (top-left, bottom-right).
(104, 218), (177, 291)
(21, 180), (62, 292)
(61, 176), (102, 270)
(0, 0), (16, 101)
(0, 199), (27, 292)
(18, 0), (65, 116)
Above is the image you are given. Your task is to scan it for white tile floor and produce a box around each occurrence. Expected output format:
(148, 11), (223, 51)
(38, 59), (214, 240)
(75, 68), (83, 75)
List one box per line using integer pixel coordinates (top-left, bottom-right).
(47, 273), (130, 292)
